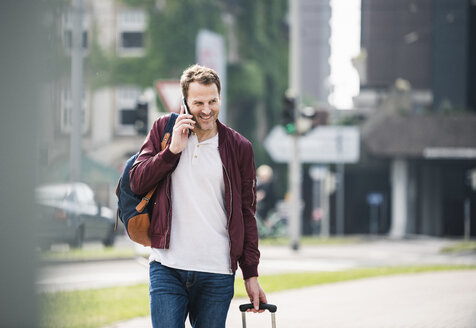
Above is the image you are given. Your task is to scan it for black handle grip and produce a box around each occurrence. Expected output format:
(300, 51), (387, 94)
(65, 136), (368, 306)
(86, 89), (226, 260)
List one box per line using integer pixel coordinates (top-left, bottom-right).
(239, 302), (277, 313)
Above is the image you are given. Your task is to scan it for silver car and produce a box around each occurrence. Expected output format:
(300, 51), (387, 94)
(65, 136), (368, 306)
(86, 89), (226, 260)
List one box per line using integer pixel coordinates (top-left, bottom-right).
(36, 183), (116, 249)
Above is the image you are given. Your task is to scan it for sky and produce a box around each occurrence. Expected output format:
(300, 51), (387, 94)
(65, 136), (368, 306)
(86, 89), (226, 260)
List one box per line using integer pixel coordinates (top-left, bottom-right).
(329, 0), (361, 110)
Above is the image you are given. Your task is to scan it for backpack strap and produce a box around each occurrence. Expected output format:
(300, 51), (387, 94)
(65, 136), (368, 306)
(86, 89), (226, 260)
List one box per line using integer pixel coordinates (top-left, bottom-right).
(115, 113), (179, 231)
(161, 112), (178, 150)
(135, 113), (178, 213)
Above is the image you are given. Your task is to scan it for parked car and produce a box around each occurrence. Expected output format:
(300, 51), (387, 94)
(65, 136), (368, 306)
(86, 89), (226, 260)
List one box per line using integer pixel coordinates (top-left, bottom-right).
(35, 182), (116, 249)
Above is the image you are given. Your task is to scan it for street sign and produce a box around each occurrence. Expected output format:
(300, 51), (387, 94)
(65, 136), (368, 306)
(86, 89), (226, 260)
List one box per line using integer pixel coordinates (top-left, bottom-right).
(196, 30), (227, 123)
(264, 125), (360, 163)
(155, 80), (181, 113)
(367, 193), (383, 206)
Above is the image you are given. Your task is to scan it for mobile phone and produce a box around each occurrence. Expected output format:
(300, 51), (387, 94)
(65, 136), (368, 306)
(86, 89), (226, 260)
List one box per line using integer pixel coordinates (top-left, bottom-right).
(182, 97), (190, 115)
(181, 97), (192, 135)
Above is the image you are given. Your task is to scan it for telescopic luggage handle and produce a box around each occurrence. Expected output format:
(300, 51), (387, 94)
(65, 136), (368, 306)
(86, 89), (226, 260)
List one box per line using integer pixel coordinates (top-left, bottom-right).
(239, 303), (277, 328)
(239, 303), (277, 313)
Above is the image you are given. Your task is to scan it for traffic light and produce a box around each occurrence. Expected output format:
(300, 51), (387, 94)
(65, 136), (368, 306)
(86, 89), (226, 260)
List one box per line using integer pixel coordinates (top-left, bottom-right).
(135, 101), (148, 135)
(282, 95), (296, 134)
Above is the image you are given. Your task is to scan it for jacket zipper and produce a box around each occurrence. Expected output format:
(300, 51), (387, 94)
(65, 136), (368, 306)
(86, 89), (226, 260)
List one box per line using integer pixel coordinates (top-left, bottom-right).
(251, 179), (256, 207)
(222, 162), (233, 273)
(164, 173), (172, 248)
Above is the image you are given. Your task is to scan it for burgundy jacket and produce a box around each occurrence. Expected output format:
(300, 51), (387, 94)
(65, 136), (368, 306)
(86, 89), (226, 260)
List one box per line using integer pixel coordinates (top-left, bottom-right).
(129, 114), (260, 279)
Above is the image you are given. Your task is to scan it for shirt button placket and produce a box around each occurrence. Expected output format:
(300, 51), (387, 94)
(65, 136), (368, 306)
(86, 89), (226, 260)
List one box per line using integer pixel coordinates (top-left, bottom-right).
(193, 144), (199, 162)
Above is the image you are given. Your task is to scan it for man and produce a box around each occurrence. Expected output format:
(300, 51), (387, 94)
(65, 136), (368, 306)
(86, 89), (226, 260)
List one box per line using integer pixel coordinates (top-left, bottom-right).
(129, 64), (267, 328)
(256, 164), (277, 222)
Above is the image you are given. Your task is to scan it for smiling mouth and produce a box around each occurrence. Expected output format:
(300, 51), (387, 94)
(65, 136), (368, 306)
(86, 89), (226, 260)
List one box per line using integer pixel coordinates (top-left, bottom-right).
(199, 114), (213, 121)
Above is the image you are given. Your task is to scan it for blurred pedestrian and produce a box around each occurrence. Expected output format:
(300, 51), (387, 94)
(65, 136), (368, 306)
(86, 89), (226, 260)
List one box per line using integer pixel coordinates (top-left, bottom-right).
(256, 164), (277, 223)
(129, 64), (267, 328)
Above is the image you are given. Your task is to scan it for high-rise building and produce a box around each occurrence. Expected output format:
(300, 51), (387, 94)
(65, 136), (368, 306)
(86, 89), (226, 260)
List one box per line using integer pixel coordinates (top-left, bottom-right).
(300, 0), (332, 106)
(350, 0), (476, 238)
(361, 0), (476, 111)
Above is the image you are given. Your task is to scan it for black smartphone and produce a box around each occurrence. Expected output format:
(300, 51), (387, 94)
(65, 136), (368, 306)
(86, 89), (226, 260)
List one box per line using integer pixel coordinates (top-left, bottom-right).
(181, 97), (192, 135)
(182, 97), (190, 115)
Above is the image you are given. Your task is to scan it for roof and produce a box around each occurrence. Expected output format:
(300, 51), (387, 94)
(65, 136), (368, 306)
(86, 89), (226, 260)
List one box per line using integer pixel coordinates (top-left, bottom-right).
(361, 112), (476, 158)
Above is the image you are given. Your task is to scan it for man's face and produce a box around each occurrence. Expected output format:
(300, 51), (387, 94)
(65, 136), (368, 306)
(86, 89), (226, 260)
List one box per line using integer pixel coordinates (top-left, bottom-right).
(186, 82), (220, 133)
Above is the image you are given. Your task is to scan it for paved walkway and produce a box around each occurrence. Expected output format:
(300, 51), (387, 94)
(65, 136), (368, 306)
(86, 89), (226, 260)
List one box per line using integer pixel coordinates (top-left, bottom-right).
(106, 270), (476, 328)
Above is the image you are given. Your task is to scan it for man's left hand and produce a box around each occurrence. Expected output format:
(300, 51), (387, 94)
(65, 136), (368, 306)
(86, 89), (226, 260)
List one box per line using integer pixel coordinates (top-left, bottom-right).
(244, 276), (267, 313)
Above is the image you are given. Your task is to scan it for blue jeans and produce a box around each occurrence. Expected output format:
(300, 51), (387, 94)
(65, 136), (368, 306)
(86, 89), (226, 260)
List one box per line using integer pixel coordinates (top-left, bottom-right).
(149, 261), (235, 328)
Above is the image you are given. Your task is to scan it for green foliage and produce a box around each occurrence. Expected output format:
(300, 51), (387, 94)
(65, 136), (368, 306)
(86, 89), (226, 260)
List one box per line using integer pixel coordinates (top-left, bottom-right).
(88, 0), (225, 89)
(87, 0), (289, 164)
(119, 0), (154, 7)
(228, 61), (265, 102)
(85, 26), (114, 89)
(39, 247), (135, 262)
(334, 113), (366, 126)
(234, 0), (289, 122)
(227, 0), (288, 164)
(227, 61), (265, 141)
(440, 241), (476, 254)
(259, 236), (363, 246)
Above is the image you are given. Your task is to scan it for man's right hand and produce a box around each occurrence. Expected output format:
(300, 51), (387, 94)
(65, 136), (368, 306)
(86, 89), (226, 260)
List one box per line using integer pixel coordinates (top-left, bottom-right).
(169, 105), (195, 154)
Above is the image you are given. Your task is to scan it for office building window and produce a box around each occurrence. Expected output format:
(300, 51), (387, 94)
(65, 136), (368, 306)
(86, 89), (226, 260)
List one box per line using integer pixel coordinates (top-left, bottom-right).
(60, 87), (89, 134)
(116, 86), (141, 135)
(62, 10), (89, 53)
(117, 9), (146, 57)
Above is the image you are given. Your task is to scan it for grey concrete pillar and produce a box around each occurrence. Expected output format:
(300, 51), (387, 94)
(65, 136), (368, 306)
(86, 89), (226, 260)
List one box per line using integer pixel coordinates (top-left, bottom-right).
(390, 159), (408, 238)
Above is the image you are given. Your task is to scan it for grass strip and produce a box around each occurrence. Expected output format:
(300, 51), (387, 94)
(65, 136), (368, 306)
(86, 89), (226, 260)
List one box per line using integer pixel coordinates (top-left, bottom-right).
(259, 236), (362, 246)
(39, 265), (475, 328)
(440, 241), (476, 254)
(235, 265), (474, 297)
(40, 247), (136, 262)
(40, 284), (149, 328)
(39, 236), (360, 263)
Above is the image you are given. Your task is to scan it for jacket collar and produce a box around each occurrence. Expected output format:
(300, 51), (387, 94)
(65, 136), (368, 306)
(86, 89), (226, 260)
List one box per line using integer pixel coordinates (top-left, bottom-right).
(216, 119), (228, 148)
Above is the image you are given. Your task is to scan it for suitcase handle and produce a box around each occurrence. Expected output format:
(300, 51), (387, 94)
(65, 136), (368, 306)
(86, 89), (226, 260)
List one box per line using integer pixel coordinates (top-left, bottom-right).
(239, 302), (277, 313)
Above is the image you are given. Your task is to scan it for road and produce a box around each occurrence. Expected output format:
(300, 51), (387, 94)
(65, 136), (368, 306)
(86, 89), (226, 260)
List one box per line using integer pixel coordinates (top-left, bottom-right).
(37, 236), (476, 293)
(37, 257), (149, 293)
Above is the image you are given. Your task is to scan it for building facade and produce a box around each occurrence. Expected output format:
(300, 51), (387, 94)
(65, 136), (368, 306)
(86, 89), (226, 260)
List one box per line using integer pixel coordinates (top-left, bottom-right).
(40, 0), (159, 208)
(351, 0), (476, 238)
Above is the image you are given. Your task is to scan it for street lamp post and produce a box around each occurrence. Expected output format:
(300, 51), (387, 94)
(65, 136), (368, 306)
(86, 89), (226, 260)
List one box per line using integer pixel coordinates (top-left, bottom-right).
(289, 0), (302, 250)
(70, 0), (83, 183)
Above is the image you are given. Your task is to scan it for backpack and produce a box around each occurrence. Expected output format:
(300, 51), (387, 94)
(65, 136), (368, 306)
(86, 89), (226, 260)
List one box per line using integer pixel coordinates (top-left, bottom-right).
(115, 113), (178, 246)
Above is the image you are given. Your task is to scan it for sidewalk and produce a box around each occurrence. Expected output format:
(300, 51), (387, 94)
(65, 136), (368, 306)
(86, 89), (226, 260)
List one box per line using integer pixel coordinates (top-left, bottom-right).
(106, 270), (476, 328)
(257, 236), (476, 274)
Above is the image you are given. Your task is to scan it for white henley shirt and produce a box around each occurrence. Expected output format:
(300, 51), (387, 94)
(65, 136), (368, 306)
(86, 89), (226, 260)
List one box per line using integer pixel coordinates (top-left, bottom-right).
(149, 133), (231, 274)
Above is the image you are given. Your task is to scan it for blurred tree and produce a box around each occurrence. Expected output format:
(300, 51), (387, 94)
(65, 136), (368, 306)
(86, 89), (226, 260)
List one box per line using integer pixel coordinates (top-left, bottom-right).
(229, 0), (289, 163)
(87, 0), (289, 164)
(88, 0), (224, 89)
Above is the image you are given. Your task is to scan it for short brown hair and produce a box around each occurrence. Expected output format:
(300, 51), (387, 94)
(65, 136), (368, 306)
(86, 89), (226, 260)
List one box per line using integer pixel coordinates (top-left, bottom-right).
(180, 64), (221, 100)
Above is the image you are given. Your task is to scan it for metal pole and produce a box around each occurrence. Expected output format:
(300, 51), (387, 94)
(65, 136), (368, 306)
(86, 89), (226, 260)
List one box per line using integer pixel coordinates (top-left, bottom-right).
(289, 135), (302, 250)
(464, 198), (470, 241)
(321, 169), (330, 238)
(289, 0), (301, 250)
(370, 205), (378, 234)
(335, 127), (345, 235)
(312, 178), (320, 235)
(336, 163), (345, 235)
(70, 0), (83, 182)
